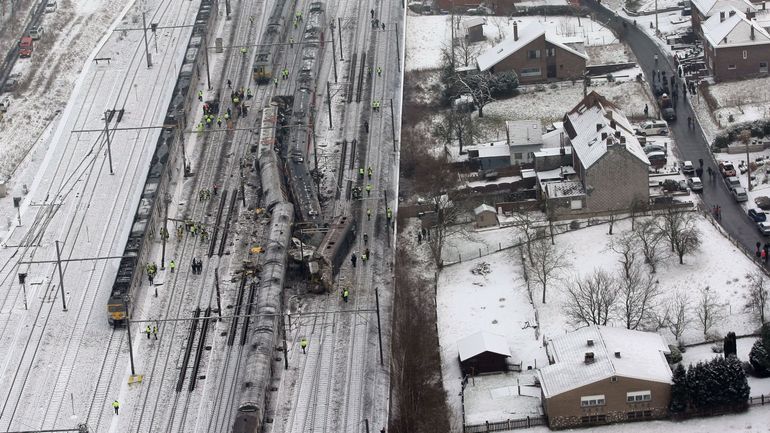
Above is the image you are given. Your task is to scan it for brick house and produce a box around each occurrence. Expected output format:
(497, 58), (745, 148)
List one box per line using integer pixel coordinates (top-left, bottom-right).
(701, 7), (770, 81)
(691, 0), (756, 34)
(538, 326), (672, 429)
(541, 91), (649, 216)
(476, 21), (587, 84)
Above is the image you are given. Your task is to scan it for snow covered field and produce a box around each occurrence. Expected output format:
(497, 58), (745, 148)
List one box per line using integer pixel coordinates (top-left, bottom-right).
(405, 14), (621, 71)
(436, 214), (770, 429)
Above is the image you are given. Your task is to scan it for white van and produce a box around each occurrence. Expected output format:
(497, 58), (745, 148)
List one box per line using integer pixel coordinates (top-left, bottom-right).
(637, 120), (669, 136)
(45, 1), (57, 12)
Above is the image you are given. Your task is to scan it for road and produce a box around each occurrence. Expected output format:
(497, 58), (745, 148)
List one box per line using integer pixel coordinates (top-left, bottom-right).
(586, 0), (761, 255)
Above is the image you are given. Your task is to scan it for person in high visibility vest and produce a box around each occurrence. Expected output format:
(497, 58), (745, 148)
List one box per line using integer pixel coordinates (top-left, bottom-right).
(206, 116), (212, 128)
(217, 116), (222, 127)
(169, 260), (176, 273)
(247, 88), (253, 99)
(289, 37), (295, 47)
(282, 68), (289, 79)
(197, 90), (203, 101)
(386, 207), (392, 220)
(365, 184), (372, 196)
(112, 400), (120, 415)
(224, 112), (230, 121)
(342, 288), (349, 303)
(358, 167), (365, 177)
(376, 66), (382, 76)
(240, 47), (247, 55)
(145, 325), (151, 339)
(367, 166), (373, 179)
(300, 338), (308, 354)
(367, 208), (372, 221)
(274, 77), (279, 86)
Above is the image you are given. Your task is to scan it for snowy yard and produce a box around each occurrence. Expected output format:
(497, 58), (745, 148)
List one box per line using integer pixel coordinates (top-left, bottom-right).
(681, 337), (770, 397)
(436, 213), (768, 428)
(405, 14), (623, 71)
(690, 76), (770, 144)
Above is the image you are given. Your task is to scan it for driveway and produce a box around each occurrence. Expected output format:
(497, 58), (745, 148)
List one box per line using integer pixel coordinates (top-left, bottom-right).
(585, 0), (762, 255)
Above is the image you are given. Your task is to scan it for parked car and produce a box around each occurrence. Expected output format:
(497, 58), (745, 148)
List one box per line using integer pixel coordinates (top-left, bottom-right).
(719, 161), (736, 177)
(45, 0), (57, 12)
(756, 196), (770, 210)
(733, 186), (749, 202)
(682, 160), (695, 175)
(725, 176), (741, 191)
(759, 221), (770, 236)
(749, 208), (767, 222)
(637, 120), (668, 136)
(647, 151), (667, 168)
(18, 37), (33, 58)
(687, 177), (703, 192)
(29, 25), (44, 40)
(643, 144), (665, 154)
(662, 108), (677, 121)
(661, 179), (687, 192)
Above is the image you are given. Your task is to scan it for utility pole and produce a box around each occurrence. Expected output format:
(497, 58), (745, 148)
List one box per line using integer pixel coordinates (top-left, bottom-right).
(329, 23), (338, 82)
(55, 240), (67, 311)
(142, 12), (152, 68)
(202, 31), (212, 90)
(124, 296), (137, 376)
(214, 268), (223, 319)
(225, 0), (231, 18)
(104, 111), (114, 175)
(655, 0), (659, 33)
(161, 194), (171, 269)
(18, 272), (28, 310)
(389, 99), (396, 152)
(747, 139), (752, 192)
(338, 18), (344, 60)
(375, 288), (384, 365)
(326, 82), (333, 130)
(395, 22), (401, 72)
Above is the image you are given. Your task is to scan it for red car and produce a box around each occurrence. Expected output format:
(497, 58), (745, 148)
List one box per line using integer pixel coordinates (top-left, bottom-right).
(18, 37), (33, 58)
(719, 161), (736, 177)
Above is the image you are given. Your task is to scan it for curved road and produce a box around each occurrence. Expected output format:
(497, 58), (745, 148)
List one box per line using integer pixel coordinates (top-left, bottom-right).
(587, 0), (761, 255)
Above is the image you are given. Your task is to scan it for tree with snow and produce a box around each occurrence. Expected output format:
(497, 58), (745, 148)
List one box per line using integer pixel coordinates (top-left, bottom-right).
(743, 271), (768, 326)
(749, 323), (770, 377)
(657, 209), (701, 264)
(662, 289), (691, 344)
(425, 194), (466, 269)
(669, 363), (688, 413)
(528, 237), (569, 304)
(632, 217), (665, 273)
(724, 332), (737, 358)
(616, 264), (660, 330)
(563, 269), (617, 326)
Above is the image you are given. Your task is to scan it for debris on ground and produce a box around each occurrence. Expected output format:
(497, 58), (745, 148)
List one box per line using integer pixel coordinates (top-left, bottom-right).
(471, 261), (491, 276)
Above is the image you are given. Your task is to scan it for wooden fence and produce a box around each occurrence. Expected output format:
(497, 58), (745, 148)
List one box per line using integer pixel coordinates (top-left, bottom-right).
(749, 394), (770, 406)
(463, 416), (548, 433)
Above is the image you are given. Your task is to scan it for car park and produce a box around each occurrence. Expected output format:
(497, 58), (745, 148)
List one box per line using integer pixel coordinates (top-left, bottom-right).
(682, 160), (694, 175)
(636, 120), (668, 136)
(733, 186), (748, 202)
(725, 176), (741, 191)
(687, 177), (703, 192)
(748, 208), (767, 222)
(758, 221), (770, 236)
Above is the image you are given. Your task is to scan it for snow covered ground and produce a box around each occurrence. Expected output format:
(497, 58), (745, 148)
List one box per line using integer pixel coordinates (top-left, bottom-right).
(436, 213), (769, 429)
(405, 14), (623, 71)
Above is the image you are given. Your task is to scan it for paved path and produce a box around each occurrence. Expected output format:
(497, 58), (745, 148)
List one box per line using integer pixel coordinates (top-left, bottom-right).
(587, 0), (761, 255)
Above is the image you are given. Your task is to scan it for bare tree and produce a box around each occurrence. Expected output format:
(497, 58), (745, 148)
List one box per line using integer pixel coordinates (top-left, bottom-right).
(452, 37), (481, 67)
(633, 217), (665, 273)
(563, 269), (618, 326)
(658, 209), (702, 264)
(617, 264), (660, 330)
(696, 286), (725, 340)
(607, 231), (636, 280)
(528, 237), (570, 304)
(663, 290), (691, 344)
(450, 71), (495, 118)
(744, 271), (769, 325)
(511, 210), (539, 266)
(629, 196), (648, 230)
(431, 109), (477, 154)
(425, 194), (467, 268)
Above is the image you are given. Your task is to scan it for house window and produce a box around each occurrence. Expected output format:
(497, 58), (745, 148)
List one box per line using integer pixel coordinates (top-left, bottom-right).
(520, 67), (541, 77)
(761, 62), (768, 73)
(728, 64), (737, 70)
(743, 50), (748, 60)
(580, 395), (606, 407)
(626, 391), (652, 403)
(610, 376), (618, 383)
(570, 200), (582, 210)
(580, 415), (607, 423)
(513, 152), (523, 160)
(546, 47), (556, 57)
(528, 49), (541, 59)
(627, 410), (653, 419)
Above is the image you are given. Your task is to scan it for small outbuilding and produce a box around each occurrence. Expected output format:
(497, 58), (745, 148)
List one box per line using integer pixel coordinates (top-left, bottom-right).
(473, 204), (498, 228)
(457, 331), (511, 374)
(464, 17), (486, 42)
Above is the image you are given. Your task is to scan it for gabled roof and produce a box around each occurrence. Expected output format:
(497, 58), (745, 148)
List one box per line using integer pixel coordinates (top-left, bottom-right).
(457, 331), (511, 362)
(474, 204), (496, 215)
(463, 17), (486, 29)
(538, 326), (672, 398)
(545, 34), (589, 61)
(702, 7), (770, 47)
(564, 91), (649, 169)
(691, 0), (756, 17)
(476, 23), (589, 72)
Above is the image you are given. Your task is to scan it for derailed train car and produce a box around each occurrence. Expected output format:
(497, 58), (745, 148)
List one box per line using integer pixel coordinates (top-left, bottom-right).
(252, 0), (290, 83)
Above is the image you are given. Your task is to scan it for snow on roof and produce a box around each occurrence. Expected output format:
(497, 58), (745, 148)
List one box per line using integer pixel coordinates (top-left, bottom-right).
(476, 140), (512, 158)
(702, 7), (770, 47)
(464, 17), (486, 29)
(534, 146), (572, 157)
(458, 331), (512, 362)
(544, 34), (589, 61)
(538, 326), (672, 398)
(474, 204), (497, 215)
(691, 0), (756, 16)
(506, 119), (543, 146)
(541, 126), (566, 148)
(565, 91), (649, 169)
(536, 166), (577, 180)
(545, 180), (585, 198)
(477, 23), (544, 72)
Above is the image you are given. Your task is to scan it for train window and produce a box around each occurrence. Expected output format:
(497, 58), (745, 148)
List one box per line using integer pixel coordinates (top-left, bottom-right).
(108, 304), (123, 312)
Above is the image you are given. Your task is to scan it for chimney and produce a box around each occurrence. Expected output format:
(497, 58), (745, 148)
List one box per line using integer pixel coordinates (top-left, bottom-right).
(585, 352), (595, 364)
(615, 351), (622, 358)
(587, 339), (594, 346)
(720, 10), (725, 21)
(596, 123), (602, 132)
(610, 119), (616, 129)
(513, 22), (518, 41)
(752, 25), (756, 40)
(614, 130), (621, 138)
(764, 2), (767, 10)
(601, 132), (608, 140)
(729, 10), (736, 17)
(620, 135), (626, 144)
